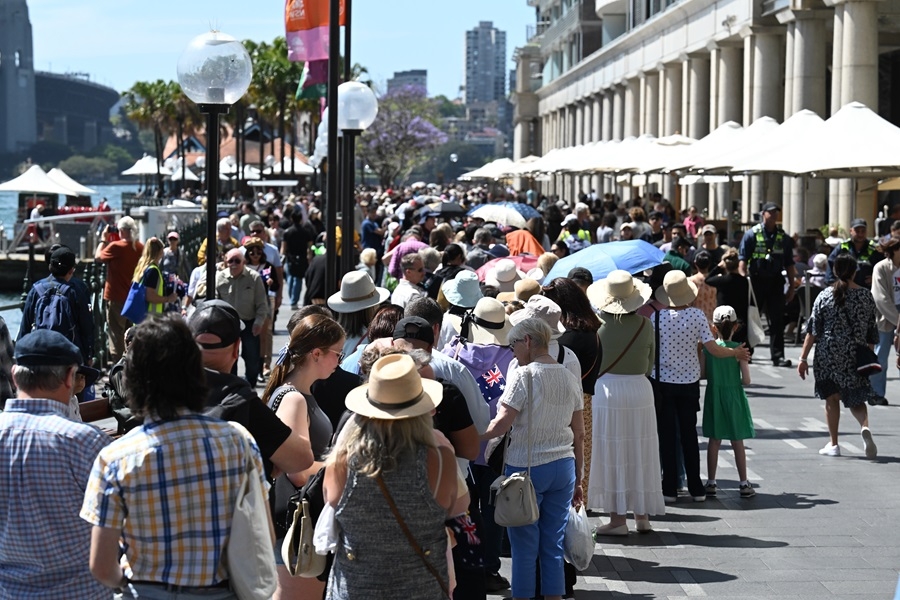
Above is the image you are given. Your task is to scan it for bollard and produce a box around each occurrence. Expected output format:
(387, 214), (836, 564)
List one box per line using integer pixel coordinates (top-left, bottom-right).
(80, 236), (87, 260)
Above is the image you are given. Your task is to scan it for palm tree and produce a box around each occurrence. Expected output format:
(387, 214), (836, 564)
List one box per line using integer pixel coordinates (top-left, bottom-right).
(122, 79), (173, 192)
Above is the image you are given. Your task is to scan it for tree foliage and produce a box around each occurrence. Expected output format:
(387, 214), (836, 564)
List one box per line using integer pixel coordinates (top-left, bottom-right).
(57, 156), (117, 181)
(359, 86), (448, 188)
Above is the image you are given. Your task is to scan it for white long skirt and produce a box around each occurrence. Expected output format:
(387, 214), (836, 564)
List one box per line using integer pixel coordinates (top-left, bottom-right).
(587, 373), (665, 516)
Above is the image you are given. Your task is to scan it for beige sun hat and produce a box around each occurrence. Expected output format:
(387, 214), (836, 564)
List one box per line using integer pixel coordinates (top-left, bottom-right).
(484, 258), (526, 292)
(496, 278), (542, 303)
(345, 354), (443, 420)
(655, 270), (698, 307)
(462, 297), (513, 345)
(327, 271), (390, 313)
(587, 270), (652, 315)
(508, 294), (566, 338)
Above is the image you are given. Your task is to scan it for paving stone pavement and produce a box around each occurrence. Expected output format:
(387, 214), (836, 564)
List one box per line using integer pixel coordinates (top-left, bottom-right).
(269, 309), (900, 599)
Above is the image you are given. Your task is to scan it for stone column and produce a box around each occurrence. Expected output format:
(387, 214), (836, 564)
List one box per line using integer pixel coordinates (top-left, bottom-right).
(662, 62), (683, 135)
(592, 95), (602, 142)
(686, 54), (711, 212)
(711, 43), (743, 219)
(829, 4), (844, 226)
(624, 78), (640, 138)
(612, 84), (625, 141)
(642, 71), (660, 136)
(601, 90), (614, 141)
(575, 102), (584, 146)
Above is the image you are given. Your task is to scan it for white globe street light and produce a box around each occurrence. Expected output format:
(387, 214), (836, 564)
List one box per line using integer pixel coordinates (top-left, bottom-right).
(336, 81), (379, 275)
(177, 30), (252, 299)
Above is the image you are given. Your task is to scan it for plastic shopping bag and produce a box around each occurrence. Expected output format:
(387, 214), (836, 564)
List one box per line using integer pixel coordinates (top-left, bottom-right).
(564, 505), (595, 571)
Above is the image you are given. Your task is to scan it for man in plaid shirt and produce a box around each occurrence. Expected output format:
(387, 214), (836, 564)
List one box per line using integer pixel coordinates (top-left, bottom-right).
(0, 330), (110, 599)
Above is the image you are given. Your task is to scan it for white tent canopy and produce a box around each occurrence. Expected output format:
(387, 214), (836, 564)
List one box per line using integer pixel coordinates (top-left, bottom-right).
(727, 110), (827, 173)
(0, 165), (81, 195)
(122, 155), (172, 176)
(47, 168), (96, 195)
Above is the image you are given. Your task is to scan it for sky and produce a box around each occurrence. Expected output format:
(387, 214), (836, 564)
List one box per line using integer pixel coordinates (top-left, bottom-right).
(26, 0), (535, 99)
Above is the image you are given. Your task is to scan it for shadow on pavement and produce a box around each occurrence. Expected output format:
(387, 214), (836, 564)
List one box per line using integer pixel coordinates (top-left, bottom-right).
(665, 531), (788, 549)
(681, 491), (837, 511)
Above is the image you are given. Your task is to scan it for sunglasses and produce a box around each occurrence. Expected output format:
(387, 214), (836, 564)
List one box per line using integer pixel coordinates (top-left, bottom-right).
(247, 249), (263, 255)
(227, 258), (243, 265)
(323, 348), (345, 362)
(251, 230), (264, 235)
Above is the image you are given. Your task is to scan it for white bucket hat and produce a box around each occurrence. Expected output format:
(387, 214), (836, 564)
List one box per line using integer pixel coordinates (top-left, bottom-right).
(327, 271), (390, 313)
(508, 294), (566, 339)
(461, 297), (513, 346)
(345, 354), (443, 419)
(484, 259), (525, 292)
(655, 270), (698, 307)
(587, 270), (652, 315)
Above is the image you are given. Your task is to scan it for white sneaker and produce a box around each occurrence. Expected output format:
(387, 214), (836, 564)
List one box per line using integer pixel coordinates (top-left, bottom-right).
(861, 428), (877, 458)
(819, 443), (841, 456)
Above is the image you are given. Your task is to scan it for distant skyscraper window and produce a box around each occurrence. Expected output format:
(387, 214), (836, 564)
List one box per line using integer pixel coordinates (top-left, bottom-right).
(463, 21), (507, 105)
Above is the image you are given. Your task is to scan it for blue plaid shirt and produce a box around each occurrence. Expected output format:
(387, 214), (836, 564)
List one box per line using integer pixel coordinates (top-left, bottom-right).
(0, 398), (110, 599)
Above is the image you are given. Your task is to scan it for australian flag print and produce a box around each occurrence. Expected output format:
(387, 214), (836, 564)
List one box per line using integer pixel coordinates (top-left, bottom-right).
(477, 365), (506, 403)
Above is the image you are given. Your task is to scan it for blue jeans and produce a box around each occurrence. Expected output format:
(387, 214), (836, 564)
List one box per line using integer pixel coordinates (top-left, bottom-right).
(871, 329), (894, 397)
(287, 271), (302, 307)
(129, 583), (236, 599)
(505, 457), (575, 599)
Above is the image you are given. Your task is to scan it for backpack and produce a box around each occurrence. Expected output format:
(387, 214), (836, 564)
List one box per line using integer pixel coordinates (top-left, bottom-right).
(32, 280), (77, 342)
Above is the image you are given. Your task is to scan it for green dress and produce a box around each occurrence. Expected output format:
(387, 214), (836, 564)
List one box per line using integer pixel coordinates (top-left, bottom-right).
(702, 340), (756, 440)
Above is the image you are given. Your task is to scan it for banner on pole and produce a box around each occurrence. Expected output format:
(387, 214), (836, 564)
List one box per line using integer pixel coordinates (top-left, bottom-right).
(285, 0), (345, 62)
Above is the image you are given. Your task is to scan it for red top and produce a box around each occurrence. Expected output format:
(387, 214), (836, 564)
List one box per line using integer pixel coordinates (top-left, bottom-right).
(98, 240), (144, 302)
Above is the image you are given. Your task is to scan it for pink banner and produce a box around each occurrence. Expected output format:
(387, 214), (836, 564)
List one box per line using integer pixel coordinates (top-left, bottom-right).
(286, 27), (330, 62)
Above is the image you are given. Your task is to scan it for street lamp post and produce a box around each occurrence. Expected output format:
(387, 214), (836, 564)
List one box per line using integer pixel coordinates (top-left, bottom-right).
(177, 31), (252, 301)
(337, 81), (378, 278)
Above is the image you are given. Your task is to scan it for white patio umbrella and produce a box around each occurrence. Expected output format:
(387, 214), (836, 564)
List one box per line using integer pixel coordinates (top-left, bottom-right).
(47, 168), (97, 195)
(264, 157), (315, 176)
(726, 110), (827, 173)
(458, 158), (514, 180)
(121, 155), (172, 176)
(630, 134), (696, 173)
(0, 165), (80, 195)
(500, 155), (542, 176)
(663, 121), (744, 172)
(170, 168), (200, 182)
(692, 117), (781, 172)
(597, 134), (659, 172)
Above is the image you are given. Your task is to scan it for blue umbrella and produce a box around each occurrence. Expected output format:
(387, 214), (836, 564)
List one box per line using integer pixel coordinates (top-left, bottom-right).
(543, 239), (666, 283)
(467, 201), (541, 221)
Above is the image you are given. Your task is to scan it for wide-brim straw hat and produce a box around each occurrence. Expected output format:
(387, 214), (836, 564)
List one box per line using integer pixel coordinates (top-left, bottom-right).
(496, 278), (542, 303)
(327, 271), (390, 313)
(465, 297), (513, 345)
(655, 270), (698, 307)
(587, 270), (652, 315)
(508, 294), (566, 339)
(345, 354), (443, 419)
(441, 270), (482, 308)
(484, 259), (526, 292)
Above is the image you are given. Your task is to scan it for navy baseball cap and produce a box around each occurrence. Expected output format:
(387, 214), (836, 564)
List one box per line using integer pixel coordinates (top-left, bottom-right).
(15, 329), (81, 367)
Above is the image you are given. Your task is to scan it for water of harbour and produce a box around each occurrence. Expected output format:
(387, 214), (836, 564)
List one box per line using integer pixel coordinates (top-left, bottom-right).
(0, 292), (22, 335)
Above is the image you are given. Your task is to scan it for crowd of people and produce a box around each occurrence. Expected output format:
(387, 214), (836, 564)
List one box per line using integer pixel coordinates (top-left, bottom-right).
(0, 183), (896, 599)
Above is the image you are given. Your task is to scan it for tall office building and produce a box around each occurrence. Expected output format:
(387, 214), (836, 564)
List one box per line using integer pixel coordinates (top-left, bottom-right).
(0, 0), (37, 153)
(387, 69), (428, 95)
(464, 21), (506, 105)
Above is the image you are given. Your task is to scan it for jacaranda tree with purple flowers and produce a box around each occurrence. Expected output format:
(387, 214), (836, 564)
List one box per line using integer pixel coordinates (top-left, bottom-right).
(359, 85), (447, 188)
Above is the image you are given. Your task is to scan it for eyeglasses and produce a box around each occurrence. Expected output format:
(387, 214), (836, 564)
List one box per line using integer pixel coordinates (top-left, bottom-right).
(247, 249), (263, 255)
(250, 229), (264, 235)
(508, 338), (522, 350)
(227, 258), (243, 265)
(324, 348), (345, 362)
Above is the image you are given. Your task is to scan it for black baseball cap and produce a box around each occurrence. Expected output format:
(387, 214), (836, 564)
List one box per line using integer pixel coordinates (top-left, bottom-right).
(392, 317), (435, 346)
(188, 300), (243, 349)
(50, 246), (76, 271)
(761, 202), (781, 213)
(15, 329), (81, 367)
(568, 267), (593, 285)
(850, 218), (867, 229)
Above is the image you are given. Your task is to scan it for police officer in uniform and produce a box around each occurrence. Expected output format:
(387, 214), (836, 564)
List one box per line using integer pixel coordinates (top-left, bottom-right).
(738, 203), (796, 367)
(826, 218), (884, 288)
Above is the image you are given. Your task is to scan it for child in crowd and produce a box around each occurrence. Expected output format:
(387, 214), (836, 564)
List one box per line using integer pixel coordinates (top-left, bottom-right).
(702, 305), (756, 498)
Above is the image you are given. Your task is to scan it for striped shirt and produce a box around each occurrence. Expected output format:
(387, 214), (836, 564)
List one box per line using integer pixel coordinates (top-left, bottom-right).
(80, 413), (266, 587)
(0, 398), (111, 600)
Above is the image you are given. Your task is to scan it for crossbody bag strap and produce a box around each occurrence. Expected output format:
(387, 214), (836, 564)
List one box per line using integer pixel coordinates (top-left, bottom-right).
(499, 368), (535, 476)
(375, 474), (450, 599)
(654, 308), (661, 381)
(598, 319), (645, 378)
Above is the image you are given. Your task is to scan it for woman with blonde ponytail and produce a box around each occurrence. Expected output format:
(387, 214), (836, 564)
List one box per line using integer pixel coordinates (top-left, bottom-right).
(131, 237), (177, 317)
(261, 313), (345, 599)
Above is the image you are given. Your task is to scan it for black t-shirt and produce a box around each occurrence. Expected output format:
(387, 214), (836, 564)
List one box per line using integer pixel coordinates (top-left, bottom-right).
(304, 254), (327, 305)
(311, 367), (363, 430)
(559, 330), (602, 394)
(203, 368), (291, 478)
(283, 223), (315, 264)
(433, 379), (474, 436)
(705, 272), (750, 322)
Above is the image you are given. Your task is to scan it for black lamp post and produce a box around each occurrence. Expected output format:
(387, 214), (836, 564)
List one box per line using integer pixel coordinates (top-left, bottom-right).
(177, 31), (252, 301)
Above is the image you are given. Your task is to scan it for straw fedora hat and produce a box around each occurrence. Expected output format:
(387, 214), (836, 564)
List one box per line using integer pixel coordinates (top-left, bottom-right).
(496, 278), (542, 303)
(508, 295), (566, 339)
(327, 271), (390, 313)
(463, 297), (513, 345)
(484, 259), (526, 292)
(441, 270), (483, 308)
(587, 270), (652, 315)
(345, 354), (443, 419)
(655, 270), (698, 307)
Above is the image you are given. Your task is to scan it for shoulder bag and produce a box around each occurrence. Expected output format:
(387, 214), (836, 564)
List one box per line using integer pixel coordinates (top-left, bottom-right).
(746, 280), (766, 348)
(376, 472), (451, 599)
(839, 303), (881, 376)
(227, 429), (278, 600)
(491, 369), (540, 528)
(281, 467), (328, 578)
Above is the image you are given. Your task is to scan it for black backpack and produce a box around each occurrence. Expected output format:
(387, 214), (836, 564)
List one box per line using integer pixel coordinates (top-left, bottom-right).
(32, 280), (77, 342)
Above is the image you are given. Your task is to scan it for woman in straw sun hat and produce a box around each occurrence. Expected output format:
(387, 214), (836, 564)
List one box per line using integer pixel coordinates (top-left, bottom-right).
(323, 354), (458, 599)
(652, 270), (750, 504)
(327, 271), (390, 357)
(484, 258), (526, 293)
(586, 270), (663, 535)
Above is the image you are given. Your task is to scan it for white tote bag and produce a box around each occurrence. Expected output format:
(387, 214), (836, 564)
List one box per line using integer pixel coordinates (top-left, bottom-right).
(747, 280), (766, 348)
(227, 431), (278, 600)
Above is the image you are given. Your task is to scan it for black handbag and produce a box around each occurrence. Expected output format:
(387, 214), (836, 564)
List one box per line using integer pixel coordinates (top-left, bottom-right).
(840, 306), (882, 376)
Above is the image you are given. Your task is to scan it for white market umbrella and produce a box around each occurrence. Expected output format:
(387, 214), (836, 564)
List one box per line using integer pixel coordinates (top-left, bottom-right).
(630, 134), (696, 173)
(468, 204), (527, 227)
(121, 155), (172, 176)
(458, 158), (514, 180)
(692, 117), (781, 172)
(170, 168), (200, 182)
(597, 135), (660, 172)
(264, 157), (315, 176)
(0, 165), (80, 195)
(727, 110), (827, 173)
(663, 121), (744, 172)
(500, 155), (542, 176)
(47, 168), (97, 195)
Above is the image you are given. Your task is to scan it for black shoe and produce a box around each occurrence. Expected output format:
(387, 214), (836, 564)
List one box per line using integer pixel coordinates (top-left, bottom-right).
(485, 572), (510, 593)
(868, 395), (889, 406)
(772, 359), (793, 367)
